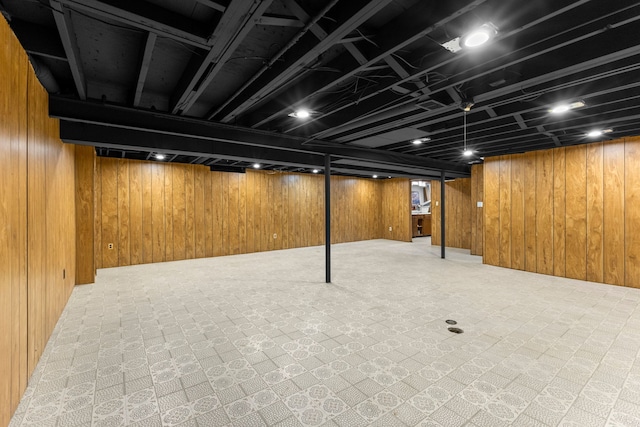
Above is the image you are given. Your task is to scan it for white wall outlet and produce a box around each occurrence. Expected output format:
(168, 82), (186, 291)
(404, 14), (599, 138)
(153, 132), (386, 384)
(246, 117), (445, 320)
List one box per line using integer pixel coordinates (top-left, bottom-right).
(477, 201), (483, 207)
(108, 243), (114, 250)
(273, 233), (277, 239)
(388, 226), (392, 232)
(435, 201), (439, 206)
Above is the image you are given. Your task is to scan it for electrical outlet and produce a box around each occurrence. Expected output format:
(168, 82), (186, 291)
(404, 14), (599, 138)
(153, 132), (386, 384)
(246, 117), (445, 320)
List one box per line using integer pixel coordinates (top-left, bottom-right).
(388, 226), (392, 232)
(273, 233), (277, 239)
(435, 201), (439, 206)
(108, 243), (114, 250)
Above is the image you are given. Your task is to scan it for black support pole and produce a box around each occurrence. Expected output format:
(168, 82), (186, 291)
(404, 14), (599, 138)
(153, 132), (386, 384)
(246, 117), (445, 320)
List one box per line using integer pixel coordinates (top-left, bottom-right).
(325, 154), (331, 283)
(440, 170), (445, 259)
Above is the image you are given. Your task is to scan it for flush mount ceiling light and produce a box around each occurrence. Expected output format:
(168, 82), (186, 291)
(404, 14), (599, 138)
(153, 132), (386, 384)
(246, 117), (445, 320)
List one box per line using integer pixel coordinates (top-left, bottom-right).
(288, 108), (317, 119)
(411, 137), (431, 145)
(549, 100), (585, 114)
(253, 163), (261, 169)
(154, 153), (166, 160)
(312, 169), (319, 173)
(587, 128), (613, 138)
(461, 23), (498, 48)
(372, 175), (378, 178)
(442, 22), (498, 52)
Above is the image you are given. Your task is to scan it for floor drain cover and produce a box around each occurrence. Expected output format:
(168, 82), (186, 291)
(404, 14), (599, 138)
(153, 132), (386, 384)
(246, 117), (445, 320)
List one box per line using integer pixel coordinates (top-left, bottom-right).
(448, 327), (464, 334)
(445, 320), (457, 325)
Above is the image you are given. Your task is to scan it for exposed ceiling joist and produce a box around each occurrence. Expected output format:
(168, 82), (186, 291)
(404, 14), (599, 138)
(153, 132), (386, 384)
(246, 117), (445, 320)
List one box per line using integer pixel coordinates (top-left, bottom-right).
(7, 0), (640, 168)
(56, 0), (211, 49)
(247, 0), (487, 129)
(288, 0), (618, 136)
(514, 114), (527, 130)
(327, 45), (640, 143)
(50, 0), (86, 99)
(195, 0), (226, 13)
(257, 14), (303, 27)
(171, 0), (274, 115)
(281, 0), (369, 68)
(213, 0), (395, 122)
(133, 32), (156, 107)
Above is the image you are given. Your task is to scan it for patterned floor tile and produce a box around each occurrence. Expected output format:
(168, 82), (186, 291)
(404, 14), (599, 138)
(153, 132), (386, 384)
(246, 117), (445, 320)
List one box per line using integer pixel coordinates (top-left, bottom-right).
(284, 384), (347, 426)
(9, 239), (640, 427)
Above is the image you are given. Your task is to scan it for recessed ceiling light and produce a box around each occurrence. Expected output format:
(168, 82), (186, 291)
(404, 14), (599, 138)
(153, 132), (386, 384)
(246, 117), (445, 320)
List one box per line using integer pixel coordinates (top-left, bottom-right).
(312, 169), (319, 173)
(463, 149), (474, 156)
(154, 153), (166, 160)
(587, 128), (612, 138)
(549, 101), (585, 114)
(372, 175), (378, 178)
(461, 23), (498, 48)
(411, 137), (431, 145)
(288, 109), (311, 119)
(253, 163), (261, 169)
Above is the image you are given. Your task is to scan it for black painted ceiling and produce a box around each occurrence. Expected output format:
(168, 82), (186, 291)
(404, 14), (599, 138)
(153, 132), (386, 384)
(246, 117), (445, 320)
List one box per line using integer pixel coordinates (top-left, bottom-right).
(3, 0), (640, 178)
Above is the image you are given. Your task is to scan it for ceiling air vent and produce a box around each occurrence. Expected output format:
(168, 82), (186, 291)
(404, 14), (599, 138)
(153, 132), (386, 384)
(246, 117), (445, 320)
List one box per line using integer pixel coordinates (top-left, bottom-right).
(416, 99), (446, 111)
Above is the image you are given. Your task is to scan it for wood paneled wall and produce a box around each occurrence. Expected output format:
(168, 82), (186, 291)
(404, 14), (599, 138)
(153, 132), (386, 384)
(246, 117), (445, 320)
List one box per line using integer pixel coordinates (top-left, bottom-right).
(483, 138), (640, 288)
(381, 178), (412, 241)
(1, 19), (28, 425)
(1, 19), (77, 426)
(90, 157), (411, 269)
(430, 178), (472, 249)
(470, 165), (484, 255)
(75, 146), (95, 284)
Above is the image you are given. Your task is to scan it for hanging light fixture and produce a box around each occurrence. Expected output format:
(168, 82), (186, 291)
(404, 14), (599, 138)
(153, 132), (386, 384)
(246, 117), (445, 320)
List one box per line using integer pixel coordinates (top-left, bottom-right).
(462, 107), (473, 156)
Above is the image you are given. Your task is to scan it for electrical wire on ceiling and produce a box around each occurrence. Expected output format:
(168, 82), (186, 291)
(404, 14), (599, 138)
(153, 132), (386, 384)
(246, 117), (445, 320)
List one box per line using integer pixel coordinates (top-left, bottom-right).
(311, 78), (362, 97)
(355, 29), (379, 47)
(392, 53), (419, 69)
(424, 72), (449, 85)
(161, 37), (204, 56)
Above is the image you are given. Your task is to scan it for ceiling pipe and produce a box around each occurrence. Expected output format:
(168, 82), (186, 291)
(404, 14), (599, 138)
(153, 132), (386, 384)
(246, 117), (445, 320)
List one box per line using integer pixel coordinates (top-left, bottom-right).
(207, 0), (342, 120)
(28, 55), (60, 93)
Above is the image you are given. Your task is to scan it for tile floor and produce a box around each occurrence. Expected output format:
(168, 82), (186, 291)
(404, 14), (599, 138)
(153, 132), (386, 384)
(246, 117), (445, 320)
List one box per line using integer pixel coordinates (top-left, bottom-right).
(9, 238), (640, 427)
